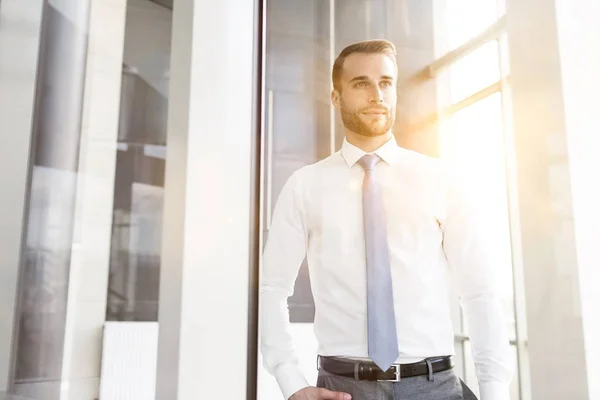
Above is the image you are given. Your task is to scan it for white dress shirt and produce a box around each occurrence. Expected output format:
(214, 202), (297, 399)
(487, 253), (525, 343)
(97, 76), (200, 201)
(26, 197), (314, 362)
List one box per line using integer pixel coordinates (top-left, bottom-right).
(260, 137), (514, 400)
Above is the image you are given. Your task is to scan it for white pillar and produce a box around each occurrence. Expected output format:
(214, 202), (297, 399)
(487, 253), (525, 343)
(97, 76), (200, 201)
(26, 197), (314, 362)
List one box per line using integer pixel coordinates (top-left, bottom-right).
(0, 0), (44, 393)
(155, 0), (256, 398)
(506, 0), (598, 398)
(553, 1), (600, 399)
(57, 0), (128, 398)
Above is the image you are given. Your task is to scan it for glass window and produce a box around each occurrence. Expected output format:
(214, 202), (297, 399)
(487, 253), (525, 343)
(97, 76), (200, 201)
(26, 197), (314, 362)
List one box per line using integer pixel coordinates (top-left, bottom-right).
(105, 63), (170, 322)
(439, 93), (516, 342)
(500, 32), (510, 77)
(448, 40), (500, 103)
(11, 1), (92, 387)
(445, 0), (499, 50)
(258, 1), (438, 398)
(497, 0), (506, 17)
(258, 0), (521, 398)
(434, 2), (523, 392)
(8, 1), (173, 397)
(104, 0), (172, 323)
(510, 345), (520, 399)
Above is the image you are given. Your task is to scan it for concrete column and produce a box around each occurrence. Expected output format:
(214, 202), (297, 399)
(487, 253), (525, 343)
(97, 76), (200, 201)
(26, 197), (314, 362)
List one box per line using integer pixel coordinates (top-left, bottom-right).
(0, 0), (44, 393)
(506, 0), (598, 398)
(155, 0), (256, 398)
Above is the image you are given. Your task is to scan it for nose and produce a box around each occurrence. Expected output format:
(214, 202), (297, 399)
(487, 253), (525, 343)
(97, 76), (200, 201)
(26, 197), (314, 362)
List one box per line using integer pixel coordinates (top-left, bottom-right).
(369, 86), (384, 104)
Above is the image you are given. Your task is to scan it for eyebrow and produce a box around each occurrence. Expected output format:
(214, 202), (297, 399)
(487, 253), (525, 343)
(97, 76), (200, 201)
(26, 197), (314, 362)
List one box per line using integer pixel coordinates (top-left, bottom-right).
(348, 75), (395, 83)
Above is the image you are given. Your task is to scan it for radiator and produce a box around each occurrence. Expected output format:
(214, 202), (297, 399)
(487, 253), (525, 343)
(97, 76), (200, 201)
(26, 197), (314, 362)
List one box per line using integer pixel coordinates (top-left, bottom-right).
(99, 322), (159, 400)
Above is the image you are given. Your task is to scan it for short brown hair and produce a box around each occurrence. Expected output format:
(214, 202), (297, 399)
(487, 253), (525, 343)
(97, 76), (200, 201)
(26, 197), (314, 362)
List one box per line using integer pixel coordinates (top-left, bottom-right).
(332, 39), (397, 93)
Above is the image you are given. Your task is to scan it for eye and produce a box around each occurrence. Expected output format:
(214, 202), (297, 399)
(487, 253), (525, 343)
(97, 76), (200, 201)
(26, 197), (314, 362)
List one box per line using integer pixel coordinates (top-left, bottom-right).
(354, 81), (368, 88)
(380, 80), (393, 87)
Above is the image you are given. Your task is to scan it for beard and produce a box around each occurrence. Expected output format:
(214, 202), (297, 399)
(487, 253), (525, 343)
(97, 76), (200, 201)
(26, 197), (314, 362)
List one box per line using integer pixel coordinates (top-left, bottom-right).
(340, 99), (395, 137)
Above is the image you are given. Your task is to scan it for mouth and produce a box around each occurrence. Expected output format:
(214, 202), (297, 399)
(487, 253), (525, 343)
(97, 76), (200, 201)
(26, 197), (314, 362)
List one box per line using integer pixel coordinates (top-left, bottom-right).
(361, 109), (388, 115)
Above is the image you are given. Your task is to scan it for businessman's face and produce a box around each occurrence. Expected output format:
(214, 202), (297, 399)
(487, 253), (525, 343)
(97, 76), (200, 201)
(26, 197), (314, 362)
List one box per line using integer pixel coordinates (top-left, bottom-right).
(332, 52), (397, 138)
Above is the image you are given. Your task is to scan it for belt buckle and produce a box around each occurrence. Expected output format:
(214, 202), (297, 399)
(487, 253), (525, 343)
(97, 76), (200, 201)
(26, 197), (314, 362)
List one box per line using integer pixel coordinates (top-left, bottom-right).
(378, 365), (401, 382)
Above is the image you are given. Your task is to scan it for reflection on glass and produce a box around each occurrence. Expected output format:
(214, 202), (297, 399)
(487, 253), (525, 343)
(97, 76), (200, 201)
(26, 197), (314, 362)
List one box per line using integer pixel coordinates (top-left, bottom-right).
(105, 50), (170, 321)
(103, 0), (173, 323)
(15, 169), (76, 382)
(11, 1), (90, 391)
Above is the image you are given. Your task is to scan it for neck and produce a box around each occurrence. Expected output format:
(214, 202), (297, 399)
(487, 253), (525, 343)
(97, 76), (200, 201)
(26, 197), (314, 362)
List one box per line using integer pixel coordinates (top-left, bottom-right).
(345, 130), (393, 153)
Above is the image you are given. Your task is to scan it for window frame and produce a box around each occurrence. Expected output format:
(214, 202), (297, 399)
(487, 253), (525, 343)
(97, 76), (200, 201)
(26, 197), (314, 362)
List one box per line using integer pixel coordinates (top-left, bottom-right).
(417, 2), (530, 398)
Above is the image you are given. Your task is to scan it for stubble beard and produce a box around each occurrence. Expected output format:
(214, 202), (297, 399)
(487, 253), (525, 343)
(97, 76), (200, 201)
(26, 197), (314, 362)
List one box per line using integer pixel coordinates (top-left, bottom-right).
(340, 100), (395, 138)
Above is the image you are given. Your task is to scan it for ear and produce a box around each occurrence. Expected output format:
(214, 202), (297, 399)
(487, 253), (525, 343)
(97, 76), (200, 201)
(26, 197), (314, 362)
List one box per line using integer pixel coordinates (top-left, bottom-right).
(331, 89), (341, 108)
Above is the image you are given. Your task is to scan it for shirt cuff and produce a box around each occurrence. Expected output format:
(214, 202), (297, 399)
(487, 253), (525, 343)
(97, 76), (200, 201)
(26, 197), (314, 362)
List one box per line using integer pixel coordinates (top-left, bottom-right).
(275, 362), (310, 400)
(479, 381), (511, 400)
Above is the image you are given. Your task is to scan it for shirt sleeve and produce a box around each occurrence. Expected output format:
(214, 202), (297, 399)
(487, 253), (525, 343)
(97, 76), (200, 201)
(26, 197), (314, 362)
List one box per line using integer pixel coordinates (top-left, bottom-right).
(441, 171), (515, 400)
(260, 171), (310, 399)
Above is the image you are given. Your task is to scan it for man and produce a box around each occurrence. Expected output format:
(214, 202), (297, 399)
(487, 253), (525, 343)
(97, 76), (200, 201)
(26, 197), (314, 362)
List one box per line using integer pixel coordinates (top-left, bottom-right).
(260, 39), (513, 400)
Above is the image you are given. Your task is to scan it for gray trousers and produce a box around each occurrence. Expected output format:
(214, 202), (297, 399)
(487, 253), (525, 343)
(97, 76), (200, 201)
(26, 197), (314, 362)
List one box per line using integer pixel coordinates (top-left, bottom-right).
(316, 366), (478, 400)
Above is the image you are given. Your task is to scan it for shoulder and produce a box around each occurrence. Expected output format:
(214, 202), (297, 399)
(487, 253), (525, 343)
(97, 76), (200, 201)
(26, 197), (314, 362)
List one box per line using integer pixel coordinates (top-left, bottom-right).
(397, 146), (449, 181)
(291, 151), (344, 181)
(395, 147), (473, 204)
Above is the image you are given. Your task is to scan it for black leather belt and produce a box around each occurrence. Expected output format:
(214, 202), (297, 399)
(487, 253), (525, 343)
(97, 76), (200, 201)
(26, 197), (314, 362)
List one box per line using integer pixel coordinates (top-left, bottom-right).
(319, 355), (454, 382)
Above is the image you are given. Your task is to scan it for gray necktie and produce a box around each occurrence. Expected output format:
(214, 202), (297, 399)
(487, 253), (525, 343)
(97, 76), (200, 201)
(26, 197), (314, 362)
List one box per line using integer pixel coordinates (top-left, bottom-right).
(359, 154), (399, 372)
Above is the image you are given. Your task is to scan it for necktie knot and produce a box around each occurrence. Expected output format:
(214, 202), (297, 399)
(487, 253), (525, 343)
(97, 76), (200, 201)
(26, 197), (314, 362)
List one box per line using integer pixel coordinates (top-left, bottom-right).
(358, 154), (380, 171)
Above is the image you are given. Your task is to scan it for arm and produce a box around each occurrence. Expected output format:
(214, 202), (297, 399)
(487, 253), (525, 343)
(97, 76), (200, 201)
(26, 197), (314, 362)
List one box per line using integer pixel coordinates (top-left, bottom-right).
(441, 173), (515, 400)
(260, 172), (310, 399)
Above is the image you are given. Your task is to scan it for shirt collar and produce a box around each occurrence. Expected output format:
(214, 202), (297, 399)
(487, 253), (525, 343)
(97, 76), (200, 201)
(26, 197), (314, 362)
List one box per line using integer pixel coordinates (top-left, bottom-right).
(340, 135), (400, 167)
